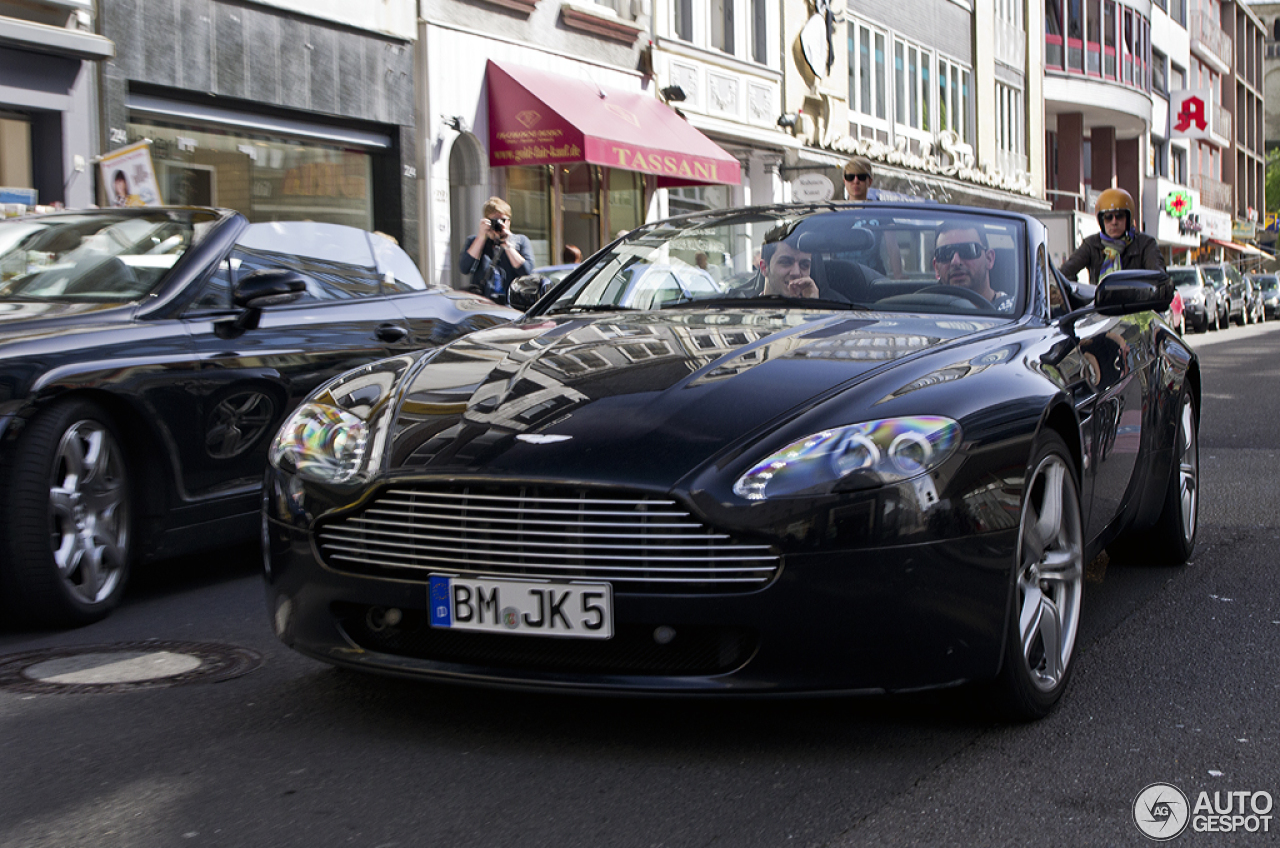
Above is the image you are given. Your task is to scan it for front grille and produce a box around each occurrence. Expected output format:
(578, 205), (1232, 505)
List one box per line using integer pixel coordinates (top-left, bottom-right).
(335, 604), (757, 676)
(316, 484), (780, 594)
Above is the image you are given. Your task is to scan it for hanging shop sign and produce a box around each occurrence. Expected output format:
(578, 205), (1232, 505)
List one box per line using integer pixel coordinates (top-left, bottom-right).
(99, 141), (162, 207)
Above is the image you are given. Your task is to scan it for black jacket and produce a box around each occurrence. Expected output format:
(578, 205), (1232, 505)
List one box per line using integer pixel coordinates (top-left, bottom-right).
(1060, 230), (1164, 285)
(458, 233), (535, 300)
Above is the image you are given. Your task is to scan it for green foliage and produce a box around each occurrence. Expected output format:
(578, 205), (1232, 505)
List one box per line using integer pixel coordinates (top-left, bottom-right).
(1266, 148), (1280, 218)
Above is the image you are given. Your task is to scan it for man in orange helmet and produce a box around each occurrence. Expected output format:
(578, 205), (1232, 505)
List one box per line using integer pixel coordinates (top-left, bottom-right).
(1059, 187), (1164, 284)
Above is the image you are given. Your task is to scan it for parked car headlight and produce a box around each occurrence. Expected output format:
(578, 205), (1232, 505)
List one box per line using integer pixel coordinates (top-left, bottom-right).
(733, 416), (961, 500)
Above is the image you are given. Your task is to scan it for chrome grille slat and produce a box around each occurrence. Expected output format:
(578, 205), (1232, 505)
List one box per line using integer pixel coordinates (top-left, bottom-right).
(325, 524), (754, 550)
(316, 484), (781, 594)
(362, 511), (704, 530)
(324, 548), (774, 577)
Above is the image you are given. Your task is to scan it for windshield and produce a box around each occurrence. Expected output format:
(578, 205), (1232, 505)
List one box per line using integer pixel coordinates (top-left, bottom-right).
(0, 210), (218, 302)
(1168, 269), (1198, 288)
(535, 206), (1027, 318)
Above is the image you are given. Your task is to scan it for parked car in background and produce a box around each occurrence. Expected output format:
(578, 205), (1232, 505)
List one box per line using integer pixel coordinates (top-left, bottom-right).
(0, 207), (517, 627)
(1196, 264), (1234, 329)
(264, 201), (1198, 721)
(1167, 266), (1218, 333)
(1219, 263), (1255, 325)
(1250, 273), (1280, 320)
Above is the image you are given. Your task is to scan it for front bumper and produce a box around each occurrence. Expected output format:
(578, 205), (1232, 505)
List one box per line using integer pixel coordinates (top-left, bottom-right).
(263, 509), (1015, 695)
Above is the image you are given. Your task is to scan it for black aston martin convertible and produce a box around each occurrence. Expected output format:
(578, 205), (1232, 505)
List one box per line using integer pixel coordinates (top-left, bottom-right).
(262, 202), (1199, 719)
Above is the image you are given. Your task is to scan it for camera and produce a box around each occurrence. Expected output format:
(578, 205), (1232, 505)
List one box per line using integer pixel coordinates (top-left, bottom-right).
(489, 217), (505, 235)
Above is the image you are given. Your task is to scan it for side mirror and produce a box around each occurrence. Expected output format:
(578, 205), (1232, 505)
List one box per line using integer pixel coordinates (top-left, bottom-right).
(1058, 269), (1171, 335)
(1094, 269), (1173, 316)
(234, 268), (308, 310)
(509, 274), (550, 311)
(227, 269), (307, 332)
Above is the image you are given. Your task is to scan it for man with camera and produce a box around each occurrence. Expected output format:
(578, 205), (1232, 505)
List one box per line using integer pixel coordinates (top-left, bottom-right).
(459, 196), (534, 305)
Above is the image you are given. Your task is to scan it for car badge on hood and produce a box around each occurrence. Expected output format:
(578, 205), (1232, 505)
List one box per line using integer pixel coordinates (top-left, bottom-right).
(516, 434), (572, 444)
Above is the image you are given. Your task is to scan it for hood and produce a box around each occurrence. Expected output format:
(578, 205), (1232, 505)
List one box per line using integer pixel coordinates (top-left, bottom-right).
(384, 308), (1007, 488)
(0, 299), (134, 345)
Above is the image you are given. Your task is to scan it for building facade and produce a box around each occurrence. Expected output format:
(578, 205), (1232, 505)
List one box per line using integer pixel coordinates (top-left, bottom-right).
(97, 0), (420, 256)
(767, 0), (1047, 213)
(0, 0), (113, 211)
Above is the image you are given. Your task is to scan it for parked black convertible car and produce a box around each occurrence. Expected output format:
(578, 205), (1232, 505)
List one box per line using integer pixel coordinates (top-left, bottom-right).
(0, 207), (515, 627)
(263, 202), (1200, 719)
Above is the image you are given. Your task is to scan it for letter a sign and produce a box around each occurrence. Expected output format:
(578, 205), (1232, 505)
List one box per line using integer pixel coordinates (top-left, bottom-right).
(1171, 89), (1213, 140)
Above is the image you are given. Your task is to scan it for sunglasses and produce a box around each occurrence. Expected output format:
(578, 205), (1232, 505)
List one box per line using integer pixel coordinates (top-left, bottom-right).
(843, 172), (871, 182)
(1100, 211), (1128, 222)
(933, 242), (987, 263)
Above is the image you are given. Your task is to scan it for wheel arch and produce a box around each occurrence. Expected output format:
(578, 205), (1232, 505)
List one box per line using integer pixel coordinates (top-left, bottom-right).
(12, 388), (178, 556)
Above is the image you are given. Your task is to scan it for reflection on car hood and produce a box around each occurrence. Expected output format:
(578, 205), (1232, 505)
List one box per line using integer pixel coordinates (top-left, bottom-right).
(0, 299), (134, 344)
(386, 308), (1005, 486)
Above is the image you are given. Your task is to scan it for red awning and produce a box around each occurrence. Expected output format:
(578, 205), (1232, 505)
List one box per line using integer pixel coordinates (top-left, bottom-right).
(485, 60), (741, 188)
(1208, 237), (1266, 256)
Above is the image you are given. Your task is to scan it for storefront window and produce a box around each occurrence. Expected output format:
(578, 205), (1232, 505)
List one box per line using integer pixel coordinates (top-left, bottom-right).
(0, 114), (32, 193)
(508, 165), (552, 267)
(608, 170), (644, 238)
(128, 120), (373, 230)
(561, 164), (600, 260)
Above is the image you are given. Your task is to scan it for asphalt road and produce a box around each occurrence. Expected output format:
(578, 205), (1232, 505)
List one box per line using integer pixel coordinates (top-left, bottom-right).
(1, 320), (1277, 848)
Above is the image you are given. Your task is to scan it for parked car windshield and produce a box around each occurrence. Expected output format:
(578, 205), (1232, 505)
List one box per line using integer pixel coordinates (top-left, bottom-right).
(0, 210), (218, 302)
(535, 205), (1027, 319)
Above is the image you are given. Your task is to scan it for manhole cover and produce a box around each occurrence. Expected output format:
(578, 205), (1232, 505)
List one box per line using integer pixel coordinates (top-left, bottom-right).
(0, 641), (262, 694)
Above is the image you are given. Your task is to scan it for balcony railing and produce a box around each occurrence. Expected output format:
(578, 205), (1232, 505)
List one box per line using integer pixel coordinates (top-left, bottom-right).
(1191, 173), (1232, 211)
(1190, 12), (1231, 69)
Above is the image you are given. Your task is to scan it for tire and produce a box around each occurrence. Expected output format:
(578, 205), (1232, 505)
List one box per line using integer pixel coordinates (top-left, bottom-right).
(991, 432), (1084, 721)
(0, 399), (132, 626)
(1113, 387), (1199, 566)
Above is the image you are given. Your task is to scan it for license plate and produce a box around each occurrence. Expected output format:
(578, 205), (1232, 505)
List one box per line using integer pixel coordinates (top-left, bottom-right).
(429, 574), (613, 639)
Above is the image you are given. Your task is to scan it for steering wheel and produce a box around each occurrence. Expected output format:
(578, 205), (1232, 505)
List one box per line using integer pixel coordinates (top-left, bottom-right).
(913, 284), (995, 311)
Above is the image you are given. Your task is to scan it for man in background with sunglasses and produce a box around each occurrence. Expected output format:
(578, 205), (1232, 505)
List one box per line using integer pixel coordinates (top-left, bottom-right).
(932, 222), (1015, 312)
(842, 157), (880, 202)
(1059, 187), (1163, 285)
(843, 157), (905, 277)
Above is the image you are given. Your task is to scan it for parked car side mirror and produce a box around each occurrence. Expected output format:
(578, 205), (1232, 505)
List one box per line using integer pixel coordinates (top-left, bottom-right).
(509, 274), (551, 311)
(228, 269), (308, 331)
(235, 268), (308, 310)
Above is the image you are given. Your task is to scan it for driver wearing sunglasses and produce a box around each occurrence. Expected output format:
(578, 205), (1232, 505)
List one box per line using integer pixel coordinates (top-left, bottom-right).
(932, 223), (1014, 311)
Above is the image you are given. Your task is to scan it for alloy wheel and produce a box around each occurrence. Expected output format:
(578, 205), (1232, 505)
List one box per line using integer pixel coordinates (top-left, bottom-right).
(48, 419), (130, 606)
(1176, 394), (1198, 544)
(1014, 453), (1083, 693)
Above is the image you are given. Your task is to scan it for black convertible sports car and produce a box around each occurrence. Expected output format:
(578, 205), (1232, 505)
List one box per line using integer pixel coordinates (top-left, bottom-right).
(0, 208), (515, 627)
(262, 202), (1199, 719)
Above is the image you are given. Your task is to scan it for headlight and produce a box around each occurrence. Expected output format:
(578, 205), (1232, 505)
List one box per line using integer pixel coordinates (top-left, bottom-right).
(733, 416), (961, 500)
(267, 355), (421, 485)
(269, 403), (370, 484)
